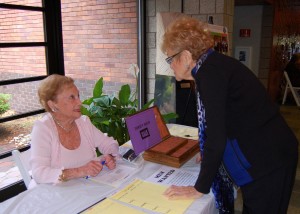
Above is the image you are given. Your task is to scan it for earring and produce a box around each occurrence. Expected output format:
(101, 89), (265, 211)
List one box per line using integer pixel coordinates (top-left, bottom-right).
(52, 106), (59, 112)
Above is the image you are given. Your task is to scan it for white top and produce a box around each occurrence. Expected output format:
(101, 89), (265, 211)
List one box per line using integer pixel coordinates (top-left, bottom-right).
(30, 113), (119, 184)
(60, 140), (94, 169)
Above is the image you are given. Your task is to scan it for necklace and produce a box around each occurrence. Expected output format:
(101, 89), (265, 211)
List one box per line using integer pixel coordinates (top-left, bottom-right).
(52, 116), (75, 132)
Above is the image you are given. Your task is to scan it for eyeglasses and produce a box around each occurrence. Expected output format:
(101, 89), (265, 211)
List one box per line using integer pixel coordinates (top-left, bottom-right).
(165, 51), (182, 65)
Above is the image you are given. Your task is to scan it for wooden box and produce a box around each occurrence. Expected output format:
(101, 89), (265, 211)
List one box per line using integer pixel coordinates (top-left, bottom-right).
(142, 106), (199, 168)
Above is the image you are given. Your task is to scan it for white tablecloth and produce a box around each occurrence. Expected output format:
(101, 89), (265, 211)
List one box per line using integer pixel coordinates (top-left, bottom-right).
(0, 125), (217, 214)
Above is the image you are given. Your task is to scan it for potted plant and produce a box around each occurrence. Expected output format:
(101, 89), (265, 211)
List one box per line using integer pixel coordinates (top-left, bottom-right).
(81, 65), (177, 146)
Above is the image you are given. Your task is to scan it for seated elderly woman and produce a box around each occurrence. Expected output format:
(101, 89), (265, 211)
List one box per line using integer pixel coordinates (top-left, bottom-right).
(30, 74), (119, 185)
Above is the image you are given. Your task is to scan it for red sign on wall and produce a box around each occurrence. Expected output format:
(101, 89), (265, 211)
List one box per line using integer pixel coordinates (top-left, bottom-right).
(240, 29), (251, 37)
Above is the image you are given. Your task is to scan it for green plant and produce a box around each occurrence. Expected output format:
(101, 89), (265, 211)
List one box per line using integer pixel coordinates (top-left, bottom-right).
(0, 93), (11, 115)
(81, 77), (177, 146)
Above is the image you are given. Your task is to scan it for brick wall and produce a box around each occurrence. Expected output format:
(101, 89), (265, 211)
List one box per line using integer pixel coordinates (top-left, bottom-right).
(61, 0), (138, 107)
(0, 80), (41, 114)
(0, 0), (137, 113)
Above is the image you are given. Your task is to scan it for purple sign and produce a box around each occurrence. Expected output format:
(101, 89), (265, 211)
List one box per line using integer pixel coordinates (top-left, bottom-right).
(125, 108), (162, 155)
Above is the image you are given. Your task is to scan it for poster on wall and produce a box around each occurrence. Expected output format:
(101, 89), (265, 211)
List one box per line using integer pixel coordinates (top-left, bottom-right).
(154, 12), (186, 115)
(234, 46), (252, 69)
(208, 24), (229, 56)
(156, 12), (186, 77)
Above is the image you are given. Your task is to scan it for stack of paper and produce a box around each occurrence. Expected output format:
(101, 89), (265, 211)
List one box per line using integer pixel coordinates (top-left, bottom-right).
(86, 161), (142, 187)
(110, 179), (194, 214)
(82, 166), (198, 214)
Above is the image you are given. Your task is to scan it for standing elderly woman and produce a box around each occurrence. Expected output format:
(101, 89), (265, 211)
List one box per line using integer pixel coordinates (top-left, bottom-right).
(30, 74), (119, 185)
(162, 17), (298, 214)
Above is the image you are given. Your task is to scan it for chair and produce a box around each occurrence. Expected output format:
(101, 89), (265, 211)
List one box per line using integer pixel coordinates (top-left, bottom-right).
(12, 149), (32, 189)
(282, 71), (300, 107)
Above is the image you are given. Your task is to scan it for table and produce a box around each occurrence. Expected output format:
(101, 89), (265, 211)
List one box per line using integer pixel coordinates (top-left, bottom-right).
(0, 125), (217, 214)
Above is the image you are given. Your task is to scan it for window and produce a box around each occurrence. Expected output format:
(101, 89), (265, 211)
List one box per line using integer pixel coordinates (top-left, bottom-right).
(0, 0), (64, 200)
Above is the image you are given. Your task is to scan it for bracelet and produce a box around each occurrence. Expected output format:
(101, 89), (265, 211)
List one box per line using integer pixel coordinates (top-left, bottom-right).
(59, 170), (67, 182)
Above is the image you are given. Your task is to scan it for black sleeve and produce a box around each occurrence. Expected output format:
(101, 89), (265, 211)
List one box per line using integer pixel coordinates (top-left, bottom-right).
(193, 58), (229, 194)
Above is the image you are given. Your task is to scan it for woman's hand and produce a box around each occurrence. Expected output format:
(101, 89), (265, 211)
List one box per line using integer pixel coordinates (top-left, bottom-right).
(103, 154), (116, 170)
(82, 160), (103, 177)
(163, 185), (203, 200)
(196, 152), (202, 163)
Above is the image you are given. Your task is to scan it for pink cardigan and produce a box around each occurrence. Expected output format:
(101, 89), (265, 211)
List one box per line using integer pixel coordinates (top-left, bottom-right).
(30, 113), (119, 184)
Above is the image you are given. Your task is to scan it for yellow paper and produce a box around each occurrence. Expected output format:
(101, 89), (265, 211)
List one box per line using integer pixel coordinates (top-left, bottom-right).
(82, 198), (144, 214)
(110, 179), (194, 214)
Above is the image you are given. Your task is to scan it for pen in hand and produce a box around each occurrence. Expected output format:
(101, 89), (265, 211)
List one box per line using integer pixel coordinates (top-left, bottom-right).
(85, 160), (106, 179)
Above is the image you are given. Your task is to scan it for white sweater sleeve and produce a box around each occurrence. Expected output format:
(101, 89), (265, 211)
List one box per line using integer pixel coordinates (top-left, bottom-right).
(30, 120), (62, 184)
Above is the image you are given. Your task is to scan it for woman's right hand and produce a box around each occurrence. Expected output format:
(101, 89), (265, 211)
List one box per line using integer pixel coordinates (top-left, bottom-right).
(82, 160), (103, 177)
(163, 185), (204, 200)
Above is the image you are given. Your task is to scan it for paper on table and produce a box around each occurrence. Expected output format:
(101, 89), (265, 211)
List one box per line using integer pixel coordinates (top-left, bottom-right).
(167, 124), (198, 140)
(81, 198), (144, 214)
(145, 165), (198, 186)
(87, 162), (141, 187)
(110, 179), (194, 214)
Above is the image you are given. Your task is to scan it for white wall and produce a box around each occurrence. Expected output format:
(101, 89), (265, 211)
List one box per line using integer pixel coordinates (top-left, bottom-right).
(233, 6), (263, 76)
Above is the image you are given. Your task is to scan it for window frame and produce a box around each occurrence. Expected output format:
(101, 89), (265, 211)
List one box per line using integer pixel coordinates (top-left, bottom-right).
(0, 0), (64, 200)
(0, 0), (64, 124)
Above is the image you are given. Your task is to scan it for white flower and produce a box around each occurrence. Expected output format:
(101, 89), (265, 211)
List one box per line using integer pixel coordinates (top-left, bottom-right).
(128, 64), (139, 78)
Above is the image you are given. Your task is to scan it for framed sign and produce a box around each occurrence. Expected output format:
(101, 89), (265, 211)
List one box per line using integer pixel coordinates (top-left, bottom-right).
(235, 46), (252, 69)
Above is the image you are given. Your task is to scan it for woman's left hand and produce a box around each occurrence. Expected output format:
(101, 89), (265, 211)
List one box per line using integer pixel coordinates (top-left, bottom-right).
(195, 152), (202, 163)
(103, 154), (116, 170)
(163, 185), (203, 200)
